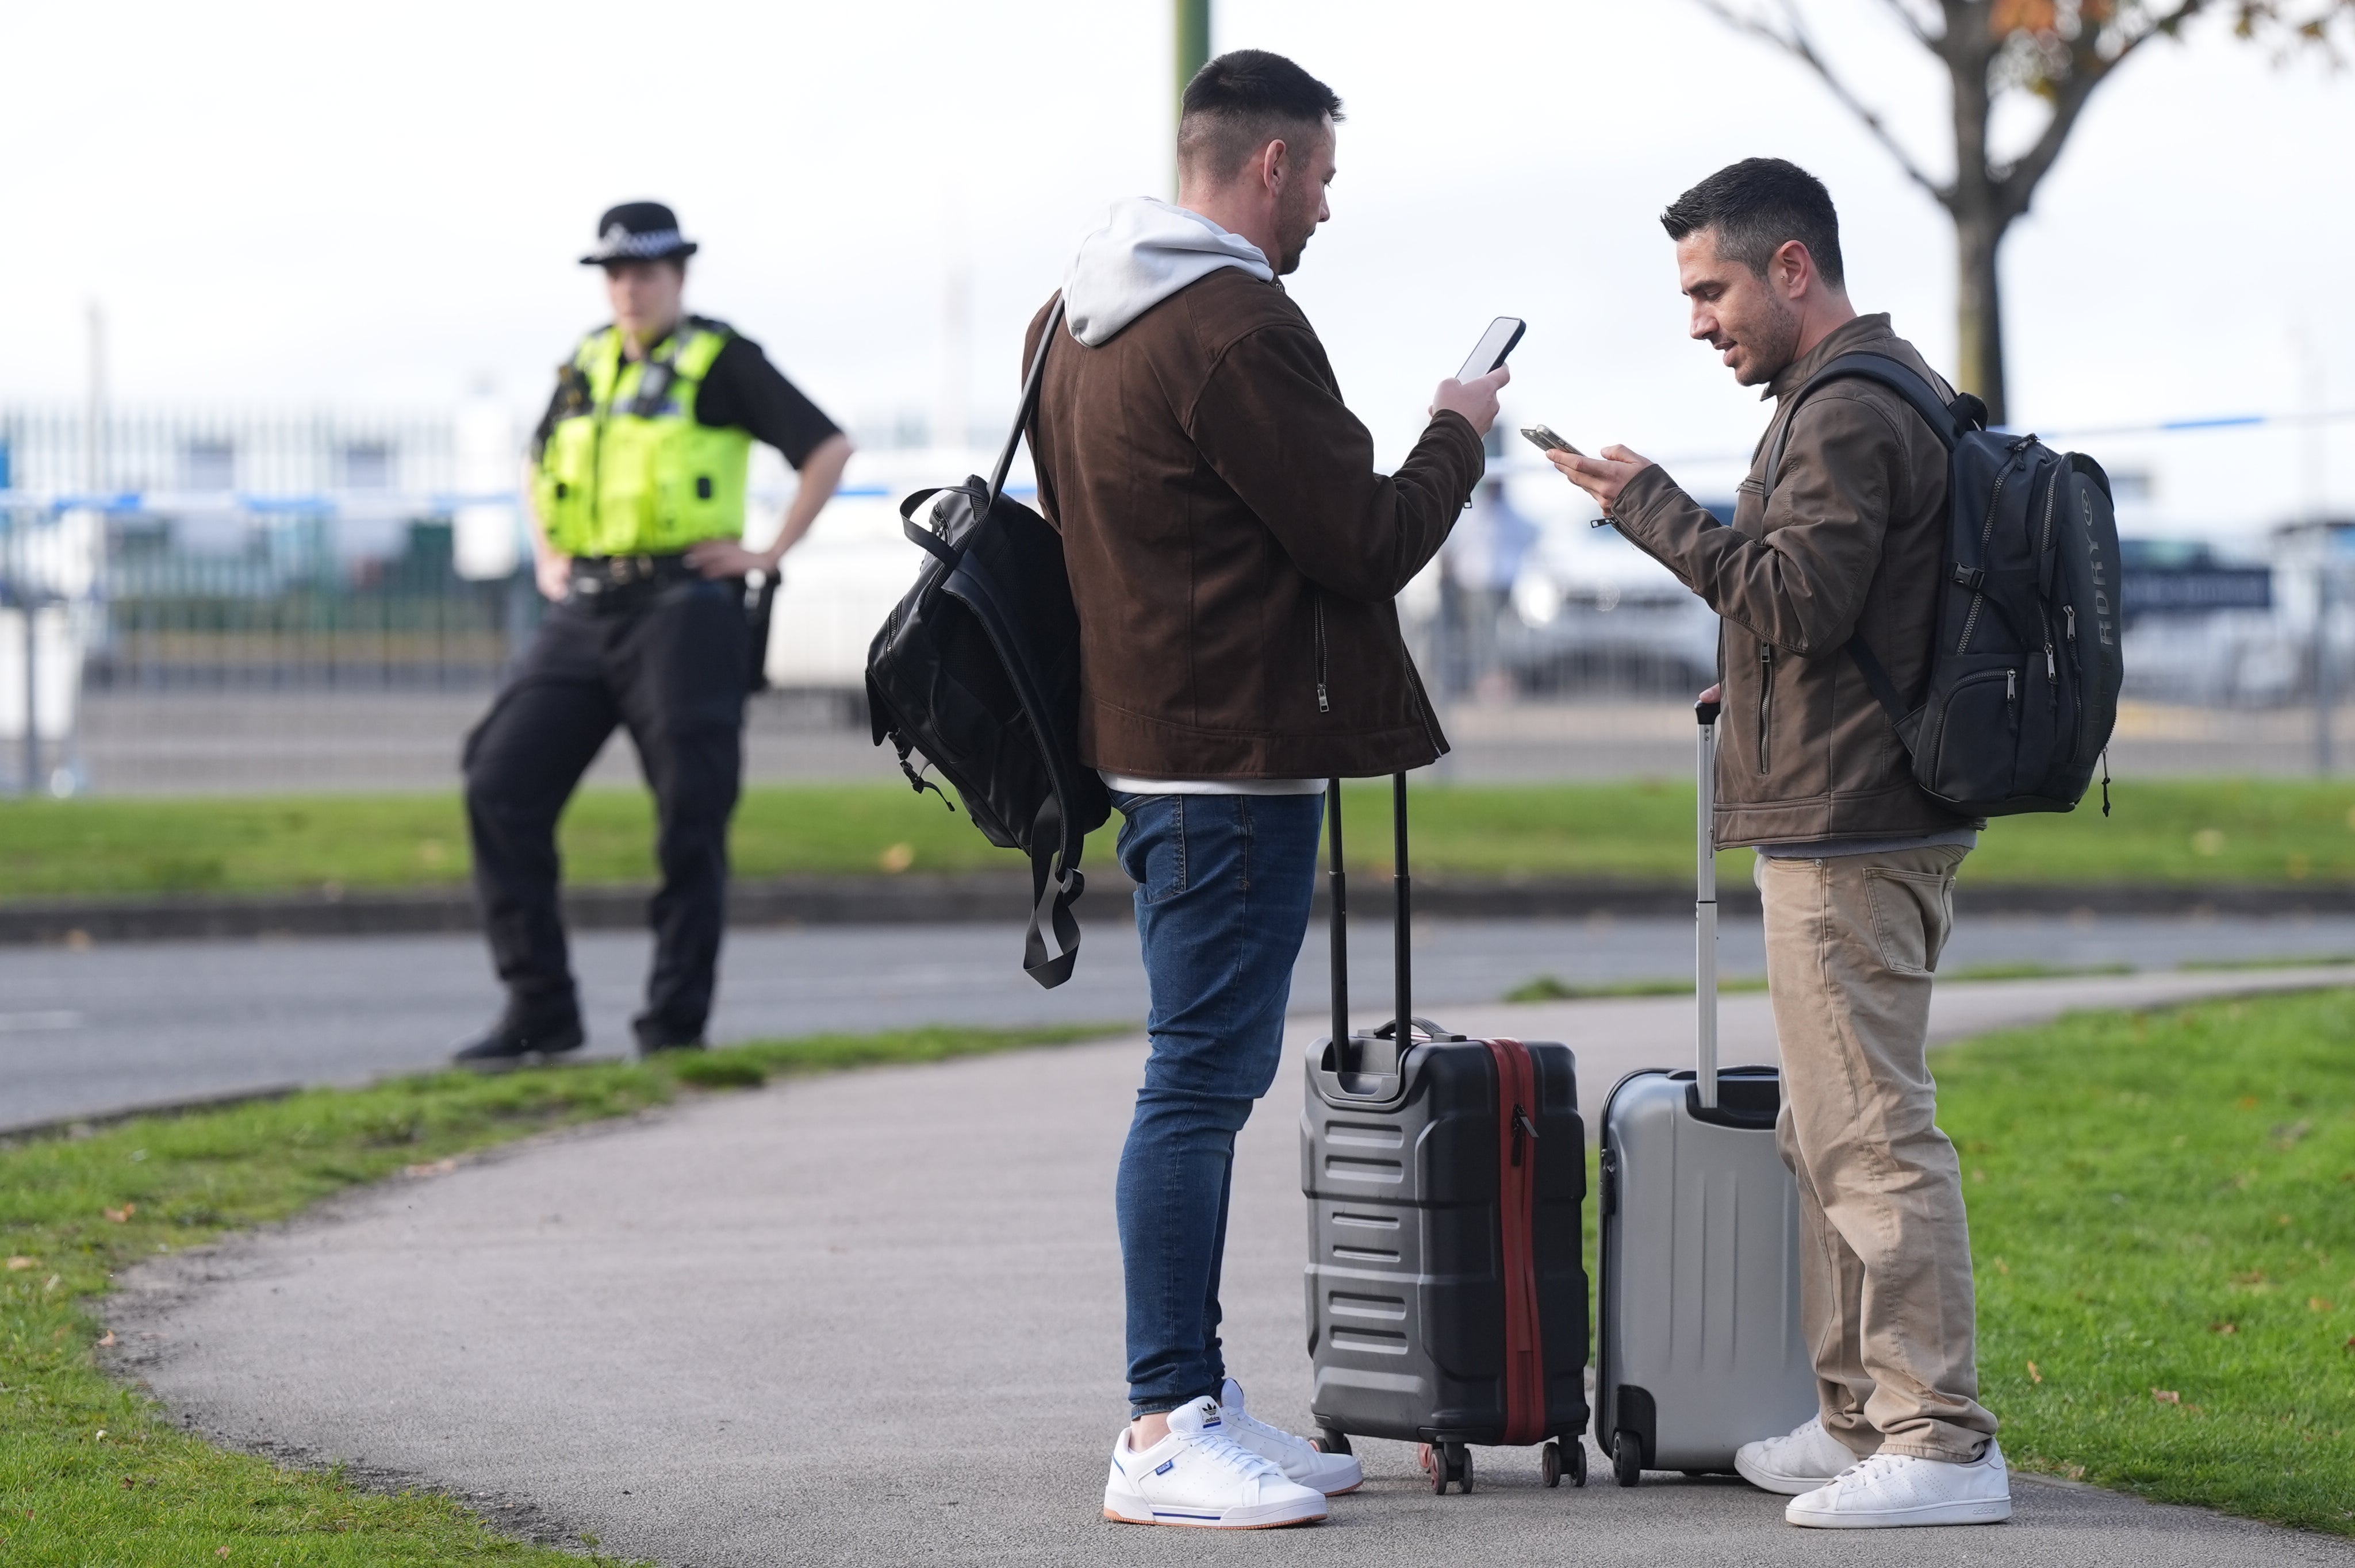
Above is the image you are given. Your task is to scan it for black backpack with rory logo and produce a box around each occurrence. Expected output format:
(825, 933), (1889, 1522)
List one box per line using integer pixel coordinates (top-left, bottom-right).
(1769, 353), (2124, 818)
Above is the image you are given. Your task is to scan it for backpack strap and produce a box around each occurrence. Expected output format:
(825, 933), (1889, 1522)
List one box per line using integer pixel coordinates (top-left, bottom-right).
(1762, 352), (1984, 739)
(991, 296), (1065, 505)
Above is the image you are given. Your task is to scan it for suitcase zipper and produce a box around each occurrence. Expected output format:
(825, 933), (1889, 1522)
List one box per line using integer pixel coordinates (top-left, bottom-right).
(1486, 1039), (1547, 1446)
(1511, 1103), (1538, 1166)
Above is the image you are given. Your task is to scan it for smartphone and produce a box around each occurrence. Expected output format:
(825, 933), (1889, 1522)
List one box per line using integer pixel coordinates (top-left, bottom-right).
(1520, 424), (1583, 457)
(1458, 316), (1526, 382)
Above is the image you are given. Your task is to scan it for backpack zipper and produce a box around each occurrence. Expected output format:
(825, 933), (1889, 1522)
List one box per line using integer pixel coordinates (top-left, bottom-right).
(1756, 643), (1773, 774)
(1313, 597), (1330, 714)
(2007, 667), (2018, 704)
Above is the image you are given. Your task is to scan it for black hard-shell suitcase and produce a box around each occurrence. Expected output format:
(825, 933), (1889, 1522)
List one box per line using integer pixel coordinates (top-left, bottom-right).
(1592, 698), (1816, 1485)
(1301, 774), (1591, 1494)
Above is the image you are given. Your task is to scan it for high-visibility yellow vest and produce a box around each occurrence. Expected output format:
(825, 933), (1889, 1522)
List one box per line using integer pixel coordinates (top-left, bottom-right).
(533, 321), (751, 556)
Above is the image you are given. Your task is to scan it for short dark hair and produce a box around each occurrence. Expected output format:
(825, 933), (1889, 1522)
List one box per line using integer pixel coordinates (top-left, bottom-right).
(1660, 157), (1844, 289)
(1178, 49), (1344, 185)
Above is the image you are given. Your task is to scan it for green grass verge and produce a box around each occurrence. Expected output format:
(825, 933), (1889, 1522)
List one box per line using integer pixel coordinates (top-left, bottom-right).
(0, 1024), (1115, 1562)
(1935, 988), (2355, 1532)
(5, 777), (2355, 902)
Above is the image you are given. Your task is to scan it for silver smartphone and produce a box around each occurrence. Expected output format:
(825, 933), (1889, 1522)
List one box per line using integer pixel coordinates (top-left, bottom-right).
(1459, 317), (1526, 381)
(1521, 423), (1583, 456)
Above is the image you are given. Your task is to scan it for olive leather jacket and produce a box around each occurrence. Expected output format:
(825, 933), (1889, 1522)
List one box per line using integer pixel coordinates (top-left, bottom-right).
(1611, 314), (1977, 848)
(1023, 272), (1484, 781)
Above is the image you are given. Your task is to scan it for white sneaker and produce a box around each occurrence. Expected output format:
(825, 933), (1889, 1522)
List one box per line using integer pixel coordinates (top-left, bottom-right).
(1102, 1396), (1329, 1529)
(1735, 1415), (1861, 1496)
(1785, 1441), (2013, 1528)
(1219, 1378), (1363, 1495)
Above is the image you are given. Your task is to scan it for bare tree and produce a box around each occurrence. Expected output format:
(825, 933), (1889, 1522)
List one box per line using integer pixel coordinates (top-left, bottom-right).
(1694, 1), (2350, 424)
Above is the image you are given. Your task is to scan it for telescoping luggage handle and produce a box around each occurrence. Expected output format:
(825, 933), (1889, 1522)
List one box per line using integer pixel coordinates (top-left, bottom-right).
(1695, 694), (1721, 1110)
(1324, 773), (1421, 1056)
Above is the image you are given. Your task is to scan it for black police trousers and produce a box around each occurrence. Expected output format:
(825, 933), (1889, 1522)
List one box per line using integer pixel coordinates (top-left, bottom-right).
(463, 577), (748, 1049)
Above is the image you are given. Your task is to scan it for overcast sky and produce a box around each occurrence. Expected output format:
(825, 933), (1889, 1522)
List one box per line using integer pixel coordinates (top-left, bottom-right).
(5, 0), (2350, 536)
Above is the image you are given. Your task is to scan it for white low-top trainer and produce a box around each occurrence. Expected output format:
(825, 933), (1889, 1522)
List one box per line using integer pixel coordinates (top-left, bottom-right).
(1218, 1378), (1363, 1495)
(1103, 1396), (1329, 1529)
(1735, 1415), (1863, 1495)
(1785, 1442), (2013, 1528)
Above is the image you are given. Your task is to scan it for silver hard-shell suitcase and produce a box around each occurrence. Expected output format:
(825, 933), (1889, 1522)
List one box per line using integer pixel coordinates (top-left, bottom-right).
(1592, 695), (1816, 1485)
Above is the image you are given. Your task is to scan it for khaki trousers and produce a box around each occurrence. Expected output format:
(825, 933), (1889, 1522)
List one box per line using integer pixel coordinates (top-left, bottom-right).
(1754, 844), (1997, 1462)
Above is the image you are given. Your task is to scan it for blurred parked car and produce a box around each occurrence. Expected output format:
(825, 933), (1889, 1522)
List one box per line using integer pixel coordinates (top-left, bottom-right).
(1498, 501), (1726, 697)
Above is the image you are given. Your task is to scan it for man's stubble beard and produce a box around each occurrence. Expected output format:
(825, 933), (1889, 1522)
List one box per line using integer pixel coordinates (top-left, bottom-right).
(1740, 291), (1804, 387)
(1274, 187), (1321, 276)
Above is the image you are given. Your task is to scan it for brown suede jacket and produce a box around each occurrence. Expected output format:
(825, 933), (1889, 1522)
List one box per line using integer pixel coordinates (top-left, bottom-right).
(1023, 272), (1485, 779)
(1612, 314), (1976, 847)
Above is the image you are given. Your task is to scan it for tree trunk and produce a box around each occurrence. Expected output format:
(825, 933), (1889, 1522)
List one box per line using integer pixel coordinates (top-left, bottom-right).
(1954, 210), (2008, 425)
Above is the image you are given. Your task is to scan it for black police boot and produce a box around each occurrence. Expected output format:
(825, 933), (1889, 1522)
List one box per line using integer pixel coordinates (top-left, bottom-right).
(632, 1012), (707, 1057)
(452, 1005), (586, 1069)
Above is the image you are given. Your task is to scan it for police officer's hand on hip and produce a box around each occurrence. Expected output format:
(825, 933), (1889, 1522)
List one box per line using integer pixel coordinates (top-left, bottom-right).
(455, 200), (853, 1068)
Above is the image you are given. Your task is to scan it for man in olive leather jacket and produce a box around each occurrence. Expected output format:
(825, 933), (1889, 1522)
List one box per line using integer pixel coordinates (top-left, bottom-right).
(1555, 159), (2009, 1531)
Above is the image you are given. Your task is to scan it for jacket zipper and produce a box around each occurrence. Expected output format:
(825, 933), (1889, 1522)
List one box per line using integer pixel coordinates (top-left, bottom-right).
(1313, 597), (1330, 714)
(1756, 643), (1773, 775)
(1956, 444), (2030, 655)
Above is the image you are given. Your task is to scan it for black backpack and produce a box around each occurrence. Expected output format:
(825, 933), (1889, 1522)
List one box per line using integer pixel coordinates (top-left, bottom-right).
(865, 298), (1109, 986)
(1769, 353), (2124, 818)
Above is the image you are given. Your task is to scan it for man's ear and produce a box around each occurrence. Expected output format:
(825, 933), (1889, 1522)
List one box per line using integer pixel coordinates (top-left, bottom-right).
(1774, 239), (1812, 298)
(1259, 137), (1290, 197)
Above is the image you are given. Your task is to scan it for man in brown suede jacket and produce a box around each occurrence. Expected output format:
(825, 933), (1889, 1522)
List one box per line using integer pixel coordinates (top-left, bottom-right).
(1024, 50), (1504, 1531)
(1555, 159), (2010, 1530)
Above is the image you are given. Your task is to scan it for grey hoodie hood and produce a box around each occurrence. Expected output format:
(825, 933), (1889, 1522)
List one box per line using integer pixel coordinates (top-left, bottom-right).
(1061, 197), (1274, 348)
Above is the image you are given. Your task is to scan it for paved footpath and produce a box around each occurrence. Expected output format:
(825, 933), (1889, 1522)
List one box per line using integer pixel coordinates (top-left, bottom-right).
(113, 970), (2355, 1567)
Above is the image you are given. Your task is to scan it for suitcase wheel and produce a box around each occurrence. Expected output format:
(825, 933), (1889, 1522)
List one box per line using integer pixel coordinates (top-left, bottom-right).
(1420, 1441), (1473, 1494)
(1313, 1428), (1352, 1457)
(1541, 1439), (1586, 1489)
(1610, 1430), (1643, 1488)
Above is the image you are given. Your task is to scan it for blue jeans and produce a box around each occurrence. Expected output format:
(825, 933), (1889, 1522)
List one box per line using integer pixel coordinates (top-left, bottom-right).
(1110, 790), (1325, 1418)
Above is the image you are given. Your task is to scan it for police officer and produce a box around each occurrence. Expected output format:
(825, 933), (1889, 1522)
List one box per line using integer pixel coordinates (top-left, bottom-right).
(455, 201), (853, 1064)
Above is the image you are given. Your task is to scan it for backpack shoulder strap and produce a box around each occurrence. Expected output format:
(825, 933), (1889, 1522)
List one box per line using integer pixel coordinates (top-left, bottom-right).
(989, 296), (1065, 506)
(1764, 352), (1972, 480)
(1762, 351), (1977, 741)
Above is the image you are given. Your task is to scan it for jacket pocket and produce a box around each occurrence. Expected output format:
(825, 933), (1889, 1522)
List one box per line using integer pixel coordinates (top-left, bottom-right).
(1755, 644), (1774, 775)
(1313, 595), (1330, 716)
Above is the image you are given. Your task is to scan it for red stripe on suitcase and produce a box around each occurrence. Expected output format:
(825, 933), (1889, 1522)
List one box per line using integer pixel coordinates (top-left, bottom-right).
(1485, 1037), (1547, 1446)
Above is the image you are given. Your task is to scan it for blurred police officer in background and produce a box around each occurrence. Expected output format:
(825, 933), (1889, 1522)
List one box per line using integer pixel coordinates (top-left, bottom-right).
(454, 201), (854, 1066)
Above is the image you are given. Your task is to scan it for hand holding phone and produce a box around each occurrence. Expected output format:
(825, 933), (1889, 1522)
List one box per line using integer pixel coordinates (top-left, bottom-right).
(1459, 317), (1526, 382)
(1432, 318), (1521, 435)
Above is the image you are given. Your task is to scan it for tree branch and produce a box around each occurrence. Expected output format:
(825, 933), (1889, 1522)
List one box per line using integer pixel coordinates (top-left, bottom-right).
(1690, 0), (1954, 203)
(1992, 0), (2208, 219)
(1871, 0), (1940, 46)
